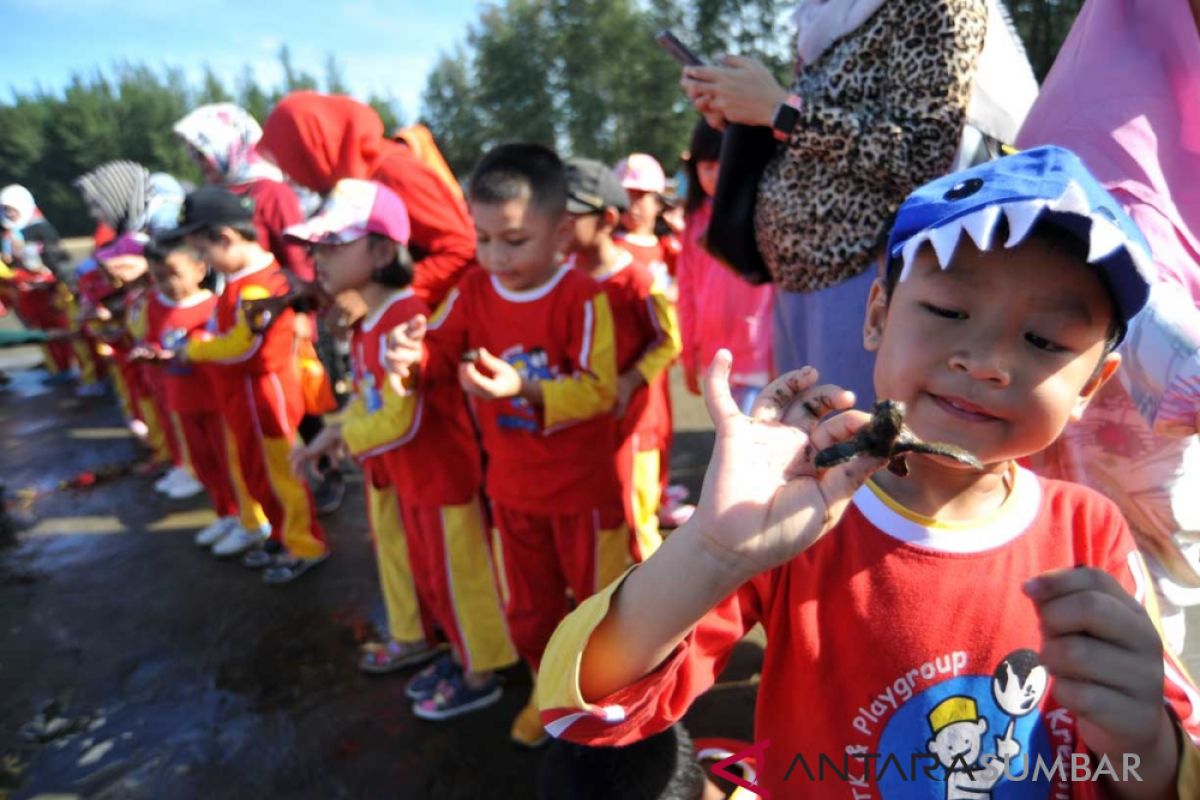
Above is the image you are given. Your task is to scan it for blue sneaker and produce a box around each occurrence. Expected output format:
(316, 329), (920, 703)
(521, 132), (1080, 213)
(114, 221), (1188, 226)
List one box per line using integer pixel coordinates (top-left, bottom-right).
(412, 671), (502, 721)
(404, 653), (458, 701)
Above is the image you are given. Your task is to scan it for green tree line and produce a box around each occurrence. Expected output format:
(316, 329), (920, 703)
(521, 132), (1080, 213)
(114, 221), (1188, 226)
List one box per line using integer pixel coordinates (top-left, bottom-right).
(0, 48), (402, 237)
(2, 0), (1082, 237)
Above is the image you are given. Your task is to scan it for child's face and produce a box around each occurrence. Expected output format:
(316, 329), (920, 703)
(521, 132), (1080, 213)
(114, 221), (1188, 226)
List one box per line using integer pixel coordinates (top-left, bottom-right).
(187, 229), (240, 275)
(863, 236), (1120, 468)
(150, 251), (206, 301)
(313, 237), (388, 295)
(566, 207), (618, 255)
(695, 160), (719, 198)
(621, 189), (661, 235)
(471, 195), (570, 292)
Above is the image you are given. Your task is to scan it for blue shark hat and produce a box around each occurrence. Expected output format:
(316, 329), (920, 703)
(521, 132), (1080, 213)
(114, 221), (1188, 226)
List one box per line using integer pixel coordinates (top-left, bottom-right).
(887, 145), (1153, 336)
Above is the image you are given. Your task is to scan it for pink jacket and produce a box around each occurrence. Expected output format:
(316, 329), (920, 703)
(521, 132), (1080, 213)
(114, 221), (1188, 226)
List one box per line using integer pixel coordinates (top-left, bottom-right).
(677, 201), (774, 385)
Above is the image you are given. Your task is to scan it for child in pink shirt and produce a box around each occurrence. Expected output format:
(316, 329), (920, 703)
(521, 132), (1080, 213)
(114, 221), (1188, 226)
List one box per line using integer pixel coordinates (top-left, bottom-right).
(676, 120), (773, 413)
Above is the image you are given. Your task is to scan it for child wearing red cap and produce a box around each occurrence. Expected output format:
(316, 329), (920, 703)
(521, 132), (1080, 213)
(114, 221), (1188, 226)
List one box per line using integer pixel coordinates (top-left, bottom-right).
(289, 179), (516, 718)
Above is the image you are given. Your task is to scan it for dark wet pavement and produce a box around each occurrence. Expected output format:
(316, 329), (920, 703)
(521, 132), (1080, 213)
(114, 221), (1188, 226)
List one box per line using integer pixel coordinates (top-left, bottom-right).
(0, 356), (759, 800)
(3, 351), (1199, 799)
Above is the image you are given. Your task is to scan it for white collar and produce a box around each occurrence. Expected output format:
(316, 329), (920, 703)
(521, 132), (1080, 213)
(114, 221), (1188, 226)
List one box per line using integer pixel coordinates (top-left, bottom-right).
(224, 251), (275, 283)
(155, 289), (213, 308)
(362, 287), (417, 332)
(851, 465), (1040, 554)
(489, 265), (570, 303)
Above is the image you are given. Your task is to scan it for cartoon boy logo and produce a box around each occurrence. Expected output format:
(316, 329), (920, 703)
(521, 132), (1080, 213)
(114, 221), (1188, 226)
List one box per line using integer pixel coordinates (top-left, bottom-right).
(498, 346), (554, 431)
(926, 696), (1020, 799)
(991, 649), (1048, 747)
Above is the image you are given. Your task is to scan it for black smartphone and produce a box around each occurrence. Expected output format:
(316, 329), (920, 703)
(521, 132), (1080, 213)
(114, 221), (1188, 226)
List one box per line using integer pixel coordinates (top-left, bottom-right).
(655, 29), (705, 67)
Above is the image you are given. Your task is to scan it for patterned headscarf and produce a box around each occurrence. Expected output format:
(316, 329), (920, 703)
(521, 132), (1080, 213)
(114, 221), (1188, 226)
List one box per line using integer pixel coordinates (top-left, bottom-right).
(75, 160), (152, 235)
(0, 184), (39, 230)
(173, 102), (283, 185)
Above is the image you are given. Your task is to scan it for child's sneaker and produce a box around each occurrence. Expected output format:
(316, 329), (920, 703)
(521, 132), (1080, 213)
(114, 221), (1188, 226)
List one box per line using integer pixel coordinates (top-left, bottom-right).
(154, 466), (186, 493)
(510, 699), (548, 748)
(412, 672), (502, 721)
(212, 524), (267, 558)
(166, 471), (205, 499)
(359, 640), (444, 676)
(313, 470), (345, 515)
(241, 537), (280, 568)
(263, 551), (329, 584)
(404, 652), (458, 697)
(194, 516), (237, 547)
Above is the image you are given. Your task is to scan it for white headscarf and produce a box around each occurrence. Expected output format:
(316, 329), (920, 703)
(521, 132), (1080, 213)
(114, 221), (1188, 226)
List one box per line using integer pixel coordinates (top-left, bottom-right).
(174, 102), (283, 185)
(791, 0), (887, 66)
(0, 184), (38, 230)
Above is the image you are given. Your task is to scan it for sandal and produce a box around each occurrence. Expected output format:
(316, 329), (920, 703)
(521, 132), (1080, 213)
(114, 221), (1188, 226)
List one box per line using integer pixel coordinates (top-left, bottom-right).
(405, 652), (459, 699)
(359, 640), (443, 674)
(412, 672), (502, 721)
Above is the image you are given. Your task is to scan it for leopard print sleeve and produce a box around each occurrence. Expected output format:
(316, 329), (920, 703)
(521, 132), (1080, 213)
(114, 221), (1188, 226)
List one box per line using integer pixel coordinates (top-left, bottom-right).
(788, 0), (987, 188)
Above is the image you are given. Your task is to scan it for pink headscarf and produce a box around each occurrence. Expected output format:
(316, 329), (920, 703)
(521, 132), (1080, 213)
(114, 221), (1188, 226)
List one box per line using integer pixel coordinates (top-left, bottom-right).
(1017, 0), (1200, 300)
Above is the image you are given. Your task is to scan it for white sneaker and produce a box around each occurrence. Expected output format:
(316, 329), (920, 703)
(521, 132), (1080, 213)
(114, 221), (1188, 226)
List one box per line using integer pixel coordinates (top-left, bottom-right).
(194, 516), (238, 547)
(166, 471), (205, 499)
(211, 524), (267, 557)
(155, 467), (186, 493)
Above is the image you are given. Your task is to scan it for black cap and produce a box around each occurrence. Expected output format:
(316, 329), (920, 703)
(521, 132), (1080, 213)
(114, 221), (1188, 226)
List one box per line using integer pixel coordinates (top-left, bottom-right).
(160, 186), (255, 241)
(565, 158), (628, 214)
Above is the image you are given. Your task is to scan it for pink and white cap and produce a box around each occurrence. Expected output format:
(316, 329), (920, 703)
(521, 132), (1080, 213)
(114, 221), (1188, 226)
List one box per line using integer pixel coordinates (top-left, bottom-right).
(284, 178), (410, 246)
(614, 153), (666, 194)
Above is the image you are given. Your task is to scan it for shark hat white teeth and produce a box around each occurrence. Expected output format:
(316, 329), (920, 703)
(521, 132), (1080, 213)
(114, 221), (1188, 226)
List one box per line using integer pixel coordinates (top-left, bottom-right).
(884, 145), (1154, 338)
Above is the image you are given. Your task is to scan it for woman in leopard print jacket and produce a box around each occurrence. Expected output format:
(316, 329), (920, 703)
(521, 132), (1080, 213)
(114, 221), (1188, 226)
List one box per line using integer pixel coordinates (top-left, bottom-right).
(683, 0), (987, 404)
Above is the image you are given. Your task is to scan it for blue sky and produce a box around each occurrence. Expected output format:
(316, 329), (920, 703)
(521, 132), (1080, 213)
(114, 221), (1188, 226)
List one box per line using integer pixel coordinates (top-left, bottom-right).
(2, 0), (482, 120)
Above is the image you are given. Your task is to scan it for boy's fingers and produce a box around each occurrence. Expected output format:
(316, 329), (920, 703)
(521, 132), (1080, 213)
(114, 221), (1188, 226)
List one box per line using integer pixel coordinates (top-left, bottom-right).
(779, 384), (855, 428)
(682, 66), (722, 83)
(1024, 566), (1144, 616)
(750, 366), (820, 423)
(807, 409), (873, 453)
(702, 349), (742, 427)
(476, 347), (506, 370)
(405, 313), (426, 338)
(1049, 676), (1158, 736)
(818, 451), (886, 509)
(1038, 633), (1154, 695)
(1034, 590), (1160, 653)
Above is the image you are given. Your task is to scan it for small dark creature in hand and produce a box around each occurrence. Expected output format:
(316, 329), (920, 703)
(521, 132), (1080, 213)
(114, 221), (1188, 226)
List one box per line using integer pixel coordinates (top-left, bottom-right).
(813, 399), (983, 477)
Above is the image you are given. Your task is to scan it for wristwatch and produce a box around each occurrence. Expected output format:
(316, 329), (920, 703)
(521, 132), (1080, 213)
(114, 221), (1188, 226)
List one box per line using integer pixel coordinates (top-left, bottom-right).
(772, 94), (804, 142)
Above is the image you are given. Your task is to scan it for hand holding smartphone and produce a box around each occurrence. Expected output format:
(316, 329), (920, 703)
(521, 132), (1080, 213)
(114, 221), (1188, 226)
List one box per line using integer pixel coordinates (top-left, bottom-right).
(655, 30), (706, 68)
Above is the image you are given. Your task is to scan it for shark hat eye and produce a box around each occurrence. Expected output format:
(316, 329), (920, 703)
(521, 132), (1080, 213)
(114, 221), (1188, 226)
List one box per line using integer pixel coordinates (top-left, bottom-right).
(944, 177), (984, 202)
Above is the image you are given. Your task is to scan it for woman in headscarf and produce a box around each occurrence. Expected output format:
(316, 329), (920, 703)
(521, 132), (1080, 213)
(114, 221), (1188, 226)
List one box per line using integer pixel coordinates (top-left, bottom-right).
(259, 91), (476, 310)
(1017, 0), (1200, 655)
(174, 102), (313, 282)
(679, 0), (989, 404)
(0, 184), (73, 379)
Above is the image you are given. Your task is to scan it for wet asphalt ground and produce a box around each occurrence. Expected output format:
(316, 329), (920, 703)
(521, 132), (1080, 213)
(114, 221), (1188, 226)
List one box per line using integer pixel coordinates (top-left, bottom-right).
(2, 327), (1198, 799)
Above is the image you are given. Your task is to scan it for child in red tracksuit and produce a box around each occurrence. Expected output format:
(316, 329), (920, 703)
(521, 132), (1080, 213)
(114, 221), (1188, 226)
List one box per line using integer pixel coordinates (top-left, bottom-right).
(289, 178), (516, 720)
(167, 187), (327, 584)
(135, 238), (268, 551)
(564, 158), (680, 557)
(388, 144), (627, 746)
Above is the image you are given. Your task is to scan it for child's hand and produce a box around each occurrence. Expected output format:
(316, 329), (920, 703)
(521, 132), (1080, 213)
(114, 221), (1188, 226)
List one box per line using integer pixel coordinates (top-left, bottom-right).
(689, 350), (884, 581)
(289, 425), (345, 481)
(383, 314), (426, 396)
(459, 347), (524, 400)
(1025, 567), (1180, 797)
(615, 370), (644, 418)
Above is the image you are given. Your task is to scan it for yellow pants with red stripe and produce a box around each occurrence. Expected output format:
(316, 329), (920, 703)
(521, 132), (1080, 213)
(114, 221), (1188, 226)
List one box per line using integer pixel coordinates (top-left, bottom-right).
(222, 421), (268, 532)
(366, 484), (516, 672)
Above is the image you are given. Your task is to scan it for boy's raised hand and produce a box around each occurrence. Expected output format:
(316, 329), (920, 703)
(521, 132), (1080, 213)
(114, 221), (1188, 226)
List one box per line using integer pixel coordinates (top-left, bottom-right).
(689, 350), (885, 581)
(383, 314), (426, 396)
(1025, 567), (1181, 797)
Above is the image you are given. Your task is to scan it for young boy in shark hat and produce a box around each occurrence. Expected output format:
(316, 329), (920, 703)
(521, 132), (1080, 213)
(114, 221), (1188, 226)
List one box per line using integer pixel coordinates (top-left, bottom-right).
(538, 146), (1200, 798)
